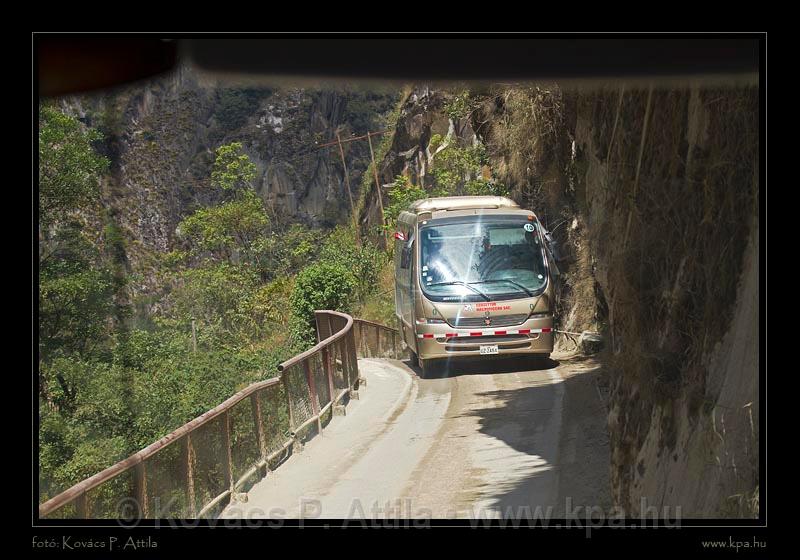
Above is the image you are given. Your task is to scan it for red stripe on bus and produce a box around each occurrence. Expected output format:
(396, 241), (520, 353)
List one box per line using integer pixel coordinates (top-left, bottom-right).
(518, 329), (531, 334)
(422, 333), (434, 339)
(541, 327), (552, 333)
(470, 332), (482, 336)
(494, 330), (507, 335)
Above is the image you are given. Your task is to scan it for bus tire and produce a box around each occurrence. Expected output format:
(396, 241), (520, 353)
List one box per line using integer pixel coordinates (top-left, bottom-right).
(536, 354), (552, 368)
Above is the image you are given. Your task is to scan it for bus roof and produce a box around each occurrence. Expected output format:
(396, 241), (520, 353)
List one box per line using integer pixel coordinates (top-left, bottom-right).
(408, 196), (520, 213)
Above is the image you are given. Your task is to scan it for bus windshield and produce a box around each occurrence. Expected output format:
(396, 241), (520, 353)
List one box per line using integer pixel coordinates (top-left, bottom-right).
(418, 217), (548, 302)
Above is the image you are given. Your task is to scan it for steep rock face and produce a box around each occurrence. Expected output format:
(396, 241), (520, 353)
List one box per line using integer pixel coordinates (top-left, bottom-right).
(573, 85), (759, 517)
(358, 86), (477, 232)
(61, 67), (397, 304)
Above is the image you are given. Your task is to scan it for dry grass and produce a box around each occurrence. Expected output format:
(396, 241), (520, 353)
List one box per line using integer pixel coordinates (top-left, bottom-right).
(593, 86), (759, 408)
(475, 85), (571, 217)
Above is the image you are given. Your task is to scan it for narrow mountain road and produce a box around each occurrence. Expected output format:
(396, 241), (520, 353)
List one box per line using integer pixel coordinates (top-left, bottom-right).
(222, 354), (611, 520)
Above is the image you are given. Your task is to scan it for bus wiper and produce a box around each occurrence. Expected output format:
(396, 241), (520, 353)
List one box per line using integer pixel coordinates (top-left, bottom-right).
(470, 279), (535, 298)
(426, 281), (491, 301)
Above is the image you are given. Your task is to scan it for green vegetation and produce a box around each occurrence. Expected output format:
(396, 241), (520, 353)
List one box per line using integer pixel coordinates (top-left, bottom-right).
(385, 175), (429, 225)
(290, 227), (387, 344)
(39, 105), (110, 228)
(428, 133), (507, 197)
(354, 258), (396, 327)
(443, 89), (479, 120)
(38, 110), (387, 503)
(179, 190), (269, 265)
(384, 118), (507, 232)
(210, 141), (257, 192)
(216, 88), (268, 131)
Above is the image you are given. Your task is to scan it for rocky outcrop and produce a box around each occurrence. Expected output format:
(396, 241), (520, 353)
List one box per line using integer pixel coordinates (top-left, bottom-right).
(60, 66), (397, 307)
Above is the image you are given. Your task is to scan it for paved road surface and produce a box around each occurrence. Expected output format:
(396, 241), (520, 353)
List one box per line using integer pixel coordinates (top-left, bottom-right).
(222, 354), (610, 520)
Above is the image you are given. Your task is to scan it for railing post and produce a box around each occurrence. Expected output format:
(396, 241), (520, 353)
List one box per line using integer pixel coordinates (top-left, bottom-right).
(392, 330), (397, 358)
(282, 371), (295, 431)
(75, 491), (88, 518)
(133, 461), (149, 519)
(338, 336), (349, 388)
(303, 359), (322, 435)
(314, 313), (322, 344)
(251, 393), (267, 462)
(323, 346), (335, 406)
(341, 330), (350, 386)
(183, 435), (197, 518)
(223, 410), (234, 493)
(349, 329), (359, 387)
(353, 321), (359, 358)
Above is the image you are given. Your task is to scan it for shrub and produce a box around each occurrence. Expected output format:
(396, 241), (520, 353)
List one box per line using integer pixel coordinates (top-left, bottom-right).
(385, 175), (428, 224)
(290, 261), (358, 344)
(216, 88), (267, 131)
(210, 141), (257, 192)
(167, 263), (261, 339)
(444, 90), (478, 120)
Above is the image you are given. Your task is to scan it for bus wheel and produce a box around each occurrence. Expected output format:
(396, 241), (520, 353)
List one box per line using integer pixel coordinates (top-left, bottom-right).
(535, 354), (552, 368)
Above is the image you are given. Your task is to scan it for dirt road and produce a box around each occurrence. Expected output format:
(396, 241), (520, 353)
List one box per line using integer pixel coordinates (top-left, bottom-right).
(222, 354), (611, 520)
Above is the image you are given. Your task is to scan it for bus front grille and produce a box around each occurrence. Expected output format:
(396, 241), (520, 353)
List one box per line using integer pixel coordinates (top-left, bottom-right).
(445, 334), (529, 345)
(447, 314), (529, 328)
(445, 334), (531, 352)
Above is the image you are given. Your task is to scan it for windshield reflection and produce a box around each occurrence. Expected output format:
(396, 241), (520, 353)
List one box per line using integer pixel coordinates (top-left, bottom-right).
(419, 218), (547, 302)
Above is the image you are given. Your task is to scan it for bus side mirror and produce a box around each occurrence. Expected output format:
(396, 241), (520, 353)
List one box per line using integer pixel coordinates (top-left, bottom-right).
(400, 239), (413, 269)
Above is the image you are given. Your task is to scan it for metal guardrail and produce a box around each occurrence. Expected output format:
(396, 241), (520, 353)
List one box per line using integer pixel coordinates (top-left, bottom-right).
(39, 311), (405, 520)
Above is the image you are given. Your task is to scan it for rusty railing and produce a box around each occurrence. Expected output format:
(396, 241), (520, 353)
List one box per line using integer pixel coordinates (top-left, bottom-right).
(352, 317), (404, 360)
(39, 311), (404, 520)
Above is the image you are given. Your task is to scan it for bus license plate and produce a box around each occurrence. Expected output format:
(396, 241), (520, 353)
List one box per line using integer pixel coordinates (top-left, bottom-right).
(480, 345), (499, 355)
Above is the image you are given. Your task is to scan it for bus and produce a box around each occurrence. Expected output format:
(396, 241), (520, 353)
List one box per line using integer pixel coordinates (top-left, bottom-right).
(394, 196), (560, 377)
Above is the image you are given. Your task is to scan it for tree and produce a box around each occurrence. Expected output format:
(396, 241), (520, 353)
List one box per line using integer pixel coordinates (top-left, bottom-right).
(178, 189), (270, 265)
(180, 143), (269, 270)
(210, 142), (257, 192)
(39, 223), (116, 362)
(38, 107), (118, 458)
(39, 105), (109, 228)
(318, 226), (385, 302)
